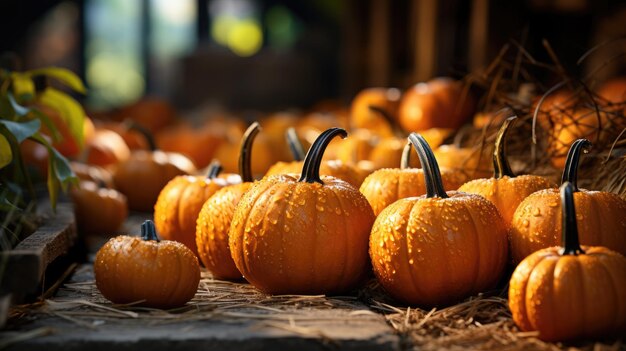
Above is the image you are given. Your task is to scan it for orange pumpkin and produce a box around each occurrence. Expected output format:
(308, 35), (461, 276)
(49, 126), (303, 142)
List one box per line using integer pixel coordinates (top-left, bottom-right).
(84, 129), (131, 168)
(360, 142), (465, 216)
(230, 128), (375, 294)
(369, 133), (508, 307)
(350, 88), (401, 137)
(195, 123), (262, 279)
(509, 182), (626, 342)
(94, 220), (200, 308)
(155, 122), (223, 169)
(154, 161), (238, 256)
(214, 122), (278, 177)
(116, 97), (176, 133)
(509, 139), (626, 264)
(70, 180), (128, 234)
(97, 120), (150, 150)
(433, 143), (492, 181)
(112, 129), (196, 211)
(458, 117), (554, 226)
(597, 77), (626, 113)
(398, 77), (475, 132)
(70, 162), (114, 188)
(532, 89), (577, 133)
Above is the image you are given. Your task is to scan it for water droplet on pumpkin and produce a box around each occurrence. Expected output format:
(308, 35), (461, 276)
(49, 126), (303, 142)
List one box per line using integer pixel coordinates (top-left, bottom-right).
(409, 259), (414, 265)
(532, 208), (541, 216)
(316, 204), (325, 212)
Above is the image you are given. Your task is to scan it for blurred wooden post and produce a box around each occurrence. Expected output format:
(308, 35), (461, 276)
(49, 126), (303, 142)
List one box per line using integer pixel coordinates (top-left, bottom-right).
(412, 0), (438, 83)
(469, 0), (489, 71)
(368, 0), (390, 86)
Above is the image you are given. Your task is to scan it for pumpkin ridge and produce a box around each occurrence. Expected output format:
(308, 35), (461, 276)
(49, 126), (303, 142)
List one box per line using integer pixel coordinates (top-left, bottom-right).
(405, 201), (425, 299)
(531, 258), (558, 338)
(237, 183), (269, 282)
(593, 256), (620, 332)
(278, 182), (299, 290)
(331, 187), (349, 291)
(460, 197), (482, 294)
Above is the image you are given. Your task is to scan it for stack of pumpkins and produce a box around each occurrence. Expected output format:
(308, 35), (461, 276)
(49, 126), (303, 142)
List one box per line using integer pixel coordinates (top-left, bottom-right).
(91, 78), (625, 343)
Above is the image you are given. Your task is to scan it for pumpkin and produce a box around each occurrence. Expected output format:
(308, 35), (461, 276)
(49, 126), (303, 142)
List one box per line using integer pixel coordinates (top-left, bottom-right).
(84, 129), (131, 168)
(214, 122), (278, 177)
(433, 142), (492, 181)
(155, 122), (223, 169)
(260, 112), (301, 162)
(398, 77), (475, 132)
(266, 129), (365, 187)
(597, 77), (626, 113)
(70, 180), (128, 234)
(94, 220), (200, 308)
(96, 120), (149, 150)
(350, 88), (402, 137)
(458, 117), (554, 226)
(360, 141), (465, 216)
(112, 128), (196, 211)
(38, 105), (96, 158)
(509, 139), (626, 264)
(509, 182), (626, 342)
(532, 89), (577, 133)
(195, 123), (262, 279)
(324, 128), (378, 164)
(369, 133), (508, 307)
(115, 97), (176, 133)
(229, 128), (375, 294)
(70, 162), (114, 188)
(154, 160), (238, 256)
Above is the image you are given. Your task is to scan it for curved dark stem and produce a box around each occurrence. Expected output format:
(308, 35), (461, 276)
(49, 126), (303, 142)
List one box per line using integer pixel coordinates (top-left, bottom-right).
(368, 105), (404, 137)
(285, 127), (305, 161)
(400, 142), (412, 169)
(124, 119), (157, 151)
(408, 133), (448, 199)
(238, 122), (260, 182)
(560, 139), (592, 192)
(559, 182), (585, 256)
(493, 116), (517, 178)
(141, 220), (160, 242)
(299, 128), (347, 184)
(206, 160), (223, 179)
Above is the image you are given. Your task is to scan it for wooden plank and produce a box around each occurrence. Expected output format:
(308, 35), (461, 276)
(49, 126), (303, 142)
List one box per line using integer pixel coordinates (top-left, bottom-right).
(469, 0), (490, 71)
(1, 202), (77, 296)
(368, 0), (391, 86)
(412, 0), (438, 82)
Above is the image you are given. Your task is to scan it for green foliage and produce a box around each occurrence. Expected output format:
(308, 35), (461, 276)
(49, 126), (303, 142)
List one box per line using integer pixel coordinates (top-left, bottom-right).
(0, 58), (86, 214)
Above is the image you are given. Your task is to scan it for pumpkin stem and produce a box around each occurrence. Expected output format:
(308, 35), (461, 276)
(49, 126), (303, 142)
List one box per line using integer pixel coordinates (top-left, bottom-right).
(408, 133), (448, 199)
(238, 122), (260, 182)
(286, 127), (305, 161)
(141, 220), (160, 242)
(299, 128), (347, 184)
(401, 142), (412, 169)
(560, 139), (591, 192)
(206, 160), (223, 179)
(493, 116), (517, 179)
(559, 182), (585, 256)
(124, 119), (157, 151)
(368, 105), (404, 137)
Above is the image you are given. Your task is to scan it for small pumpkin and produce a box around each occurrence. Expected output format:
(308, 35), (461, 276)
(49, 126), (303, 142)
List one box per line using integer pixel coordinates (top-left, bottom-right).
(398, 77), (475, 132)
(195, 123), (262, 279)
(509, 139), (626, 264)
(360, 141), (465, 216)
(433, 142), (493, 181)
(70, 162), (114, 188)
(458, 116), (554, 226)
(154, 160), (238, 256)
(509, 181), (626, 342)
(94, 220), (200, 308)
(229, 128), (375, 294)
(155, 122), (223, 169)
(70, 180), (128, 235)
(84, 129), (131, 168)
(369, 133), (508, 307)
(214, 122), (278, 177)
(115, 97), (177, 133)
(350, 87), (402, 137)
(112, 127), (196, 211)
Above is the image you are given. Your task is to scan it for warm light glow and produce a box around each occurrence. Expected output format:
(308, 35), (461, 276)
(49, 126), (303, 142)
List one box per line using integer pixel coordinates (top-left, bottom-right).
(227, 19), (263, 57)
(211, 15), (238, 45)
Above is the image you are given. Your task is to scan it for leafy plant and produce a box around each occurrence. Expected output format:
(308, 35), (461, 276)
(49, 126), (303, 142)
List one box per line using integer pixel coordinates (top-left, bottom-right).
(0, 53), (86, 250)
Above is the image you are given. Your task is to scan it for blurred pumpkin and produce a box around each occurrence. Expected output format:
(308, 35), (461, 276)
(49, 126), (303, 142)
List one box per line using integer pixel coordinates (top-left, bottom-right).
(532, 89), (577, 133)
(96, 120), (149, 150)
(509, 182), (626, 342)
(260, 112), (300, 162)
(155, 122), (223, 169)
(433, 142), (492, 182)
(70, 162), (113, 188)
(37, 104), (96, 158)
(230, 128), (375, 294)
(369, 134), (508, 307)
(350, 88), (401, 137)
(70, 180), (128, 234)
(115, 97), (176, 133)
(597, 77), (626, 111)
(509, 139), (626, 264)
(214, 122), (278, 177)
(94, 220), (200, 309)
(458, 117), (554, 226)
(83, 129), (131, 168)
(398, 77), (475, 132)
(112, 128), (196, 211)
(195, 123), (262, 279)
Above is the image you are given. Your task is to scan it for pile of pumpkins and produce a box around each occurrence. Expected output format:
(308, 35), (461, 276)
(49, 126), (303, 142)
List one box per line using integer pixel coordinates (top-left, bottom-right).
(59, 78), (625, 343)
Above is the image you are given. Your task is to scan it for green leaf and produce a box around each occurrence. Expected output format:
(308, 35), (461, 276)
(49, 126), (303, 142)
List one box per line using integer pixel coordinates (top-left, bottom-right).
(0, 133), (11, 169)
(38, 88), (85, 147)
(0, 119), (41, 143)
(28, 67), (86, 94)
(7, 92), (30, 116)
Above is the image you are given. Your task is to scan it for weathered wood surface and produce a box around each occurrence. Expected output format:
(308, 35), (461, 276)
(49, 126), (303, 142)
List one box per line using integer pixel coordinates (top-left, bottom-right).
(0, 202), (77, 297)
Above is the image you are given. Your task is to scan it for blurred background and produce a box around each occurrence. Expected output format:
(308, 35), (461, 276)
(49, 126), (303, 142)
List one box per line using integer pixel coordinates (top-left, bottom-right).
(1, 0), (625, 112)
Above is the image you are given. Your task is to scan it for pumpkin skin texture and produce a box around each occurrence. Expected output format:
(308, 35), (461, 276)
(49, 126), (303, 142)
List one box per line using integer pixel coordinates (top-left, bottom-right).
(509, 182), (626, 342)
(265, 160), (365, 188)
(94, 220), (200, 309)
(398, 77), (475, 132)
(229, 128), (375, 294)
(509, 139), (626, 264)
(195, 123), (261, 279)
(458, 117), (554, 226)
(433, 144), (493, 182)
(369, 134), (508, 307)
(85, 129), (131, 168)
(70, 180), (128, 234)
(154, 162), (237, 256)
